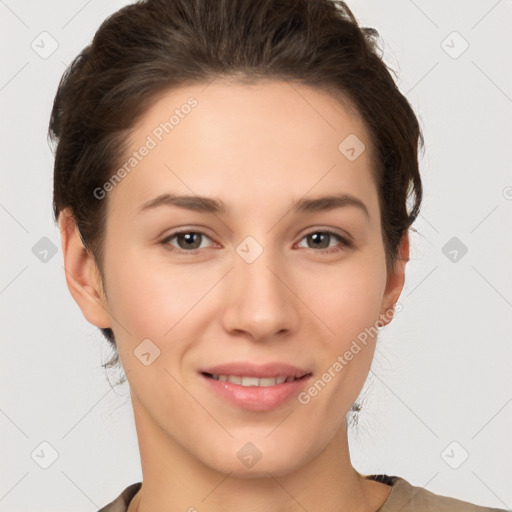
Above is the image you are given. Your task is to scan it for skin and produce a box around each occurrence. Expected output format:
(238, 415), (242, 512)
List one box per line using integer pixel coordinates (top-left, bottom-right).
(59, 79), (409, 512)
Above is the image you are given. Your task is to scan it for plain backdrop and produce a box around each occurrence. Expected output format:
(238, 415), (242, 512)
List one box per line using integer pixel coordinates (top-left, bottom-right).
(1, 0), (511, 510)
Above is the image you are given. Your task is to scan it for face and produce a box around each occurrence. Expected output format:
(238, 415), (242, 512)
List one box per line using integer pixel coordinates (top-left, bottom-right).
(65, 79), (406, 478)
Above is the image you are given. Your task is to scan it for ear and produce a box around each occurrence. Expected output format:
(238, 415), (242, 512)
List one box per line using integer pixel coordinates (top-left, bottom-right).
(58, 208), (112, 329)
(378, 231), (409, 327)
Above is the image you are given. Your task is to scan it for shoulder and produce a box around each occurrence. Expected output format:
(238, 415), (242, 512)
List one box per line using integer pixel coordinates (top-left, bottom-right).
(375, 475), (508, 512)
(97, 482), (142, 512)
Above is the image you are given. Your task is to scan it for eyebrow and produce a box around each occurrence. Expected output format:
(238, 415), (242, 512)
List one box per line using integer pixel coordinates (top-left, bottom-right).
(139, 192), (369, 218)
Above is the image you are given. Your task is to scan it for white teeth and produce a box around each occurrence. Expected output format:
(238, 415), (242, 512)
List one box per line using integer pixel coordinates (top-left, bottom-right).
(260, 377), (278, 386)
(241, 376), (259, 386)
(209, 374), (293, 386)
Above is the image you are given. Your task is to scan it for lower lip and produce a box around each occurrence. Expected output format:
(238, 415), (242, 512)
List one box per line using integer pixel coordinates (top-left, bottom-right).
(200, 373), (312, 412)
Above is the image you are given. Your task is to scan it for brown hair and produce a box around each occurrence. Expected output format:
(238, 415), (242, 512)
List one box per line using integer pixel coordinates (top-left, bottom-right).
(49, 0), (423, 376)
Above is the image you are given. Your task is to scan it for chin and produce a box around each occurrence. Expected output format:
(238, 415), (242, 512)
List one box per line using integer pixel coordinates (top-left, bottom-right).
(203, 443), (307, 479)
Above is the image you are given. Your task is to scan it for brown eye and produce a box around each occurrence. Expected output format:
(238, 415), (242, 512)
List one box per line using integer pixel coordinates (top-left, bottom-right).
(297, 230), (352, 253)
(161, 231), (213, 252)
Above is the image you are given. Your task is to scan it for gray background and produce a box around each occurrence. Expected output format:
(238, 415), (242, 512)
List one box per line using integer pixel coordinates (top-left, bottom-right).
(1, 0), (511, 510)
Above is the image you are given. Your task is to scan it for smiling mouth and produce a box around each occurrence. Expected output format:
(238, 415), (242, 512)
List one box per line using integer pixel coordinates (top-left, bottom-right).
(201, 372), (311, 387)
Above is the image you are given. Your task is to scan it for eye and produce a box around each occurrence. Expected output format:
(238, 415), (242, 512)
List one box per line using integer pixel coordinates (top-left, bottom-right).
(160, 230), (215, 253)
(296, 230), (352, 253)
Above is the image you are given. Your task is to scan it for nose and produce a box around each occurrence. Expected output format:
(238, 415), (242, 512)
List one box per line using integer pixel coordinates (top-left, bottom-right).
(221, 245), (300, 342)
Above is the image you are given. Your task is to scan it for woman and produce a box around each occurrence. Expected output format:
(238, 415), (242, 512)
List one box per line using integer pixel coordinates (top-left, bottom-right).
(48, 0), (508, 510)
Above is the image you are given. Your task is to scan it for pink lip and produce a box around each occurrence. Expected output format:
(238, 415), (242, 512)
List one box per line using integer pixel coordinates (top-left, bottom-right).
(198, 362), (313, 412)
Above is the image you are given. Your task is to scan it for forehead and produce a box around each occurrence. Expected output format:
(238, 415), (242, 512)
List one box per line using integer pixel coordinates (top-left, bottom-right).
(107, 79), (379, 221)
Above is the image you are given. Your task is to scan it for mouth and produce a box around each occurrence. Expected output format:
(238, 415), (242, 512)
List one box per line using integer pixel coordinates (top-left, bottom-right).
(201, 372), (311, 387)
(198, 363), (313, 411)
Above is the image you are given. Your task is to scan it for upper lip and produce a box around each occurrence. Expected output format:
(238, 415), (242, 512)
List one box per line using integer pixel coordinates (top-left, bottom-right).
(200, 362), (312, 379)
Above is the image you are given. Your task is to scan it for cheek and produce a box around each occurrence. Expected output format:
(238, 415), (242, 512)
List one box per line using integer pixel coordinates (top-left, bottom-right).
(302, 254), (387, 349)
(295, 252), (387, 408)
(102, 249), (223, 353)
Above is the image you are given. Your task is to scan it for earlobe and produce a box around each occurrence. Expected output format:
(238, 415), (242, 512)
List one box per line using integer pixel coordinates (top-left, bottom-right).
(378, 231), (410, 327)
(58, 209), (112, 329)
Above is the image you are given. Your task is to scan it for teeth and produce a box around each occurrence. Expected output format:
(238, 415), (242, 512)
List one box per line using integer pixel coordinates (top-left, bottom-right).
(260, 377), (279, 386)
(240, 376), (259, 386)
(209, 374), (294, 386)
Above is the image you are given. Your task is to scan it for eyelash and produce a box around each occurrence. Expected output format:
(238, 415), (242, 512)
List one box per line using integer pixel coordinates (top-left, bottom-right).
(160, 229), (352, 255)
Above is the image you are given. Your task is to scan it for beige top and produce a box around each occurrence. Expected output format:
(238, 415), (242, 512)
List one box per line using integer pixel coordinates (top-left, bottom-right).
(97, 475), (508, 512)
